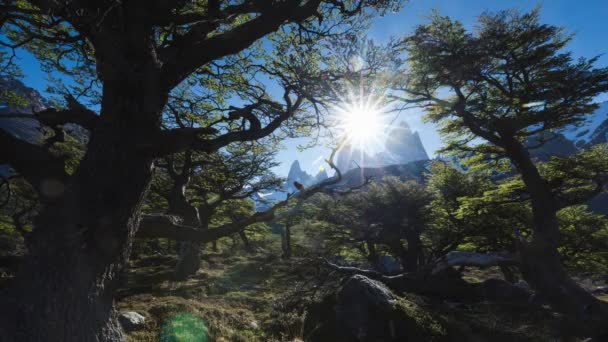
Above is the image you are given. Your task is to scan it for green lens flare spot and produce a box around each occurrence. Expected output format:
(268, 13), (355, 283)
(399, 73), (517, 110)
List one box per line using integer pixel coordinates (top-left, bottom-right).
(160, 313), (208, 342)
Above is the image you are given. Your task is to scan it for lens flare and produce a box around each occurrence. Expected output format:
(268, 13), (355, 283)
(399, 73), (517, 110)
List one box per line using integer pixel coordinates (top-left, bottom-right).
(332, 90), (389, 154)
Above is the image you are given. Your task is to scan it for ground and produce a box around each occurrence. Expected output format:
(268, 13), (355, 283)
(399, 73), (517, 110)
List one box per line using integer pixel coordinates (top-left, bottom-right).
(117, 248), (328, 342)
(116, 244), (608, 341)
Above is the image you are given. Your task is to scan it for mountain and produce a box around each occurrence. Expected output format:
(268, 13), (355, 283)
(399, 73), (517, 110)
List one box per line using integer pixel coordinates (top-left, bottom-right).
(335, 144), (373, 173)
(383, 121), (429, 164)
(525, 132), (578, 161)
(335, 121), (429, 173)
(561, 101), (608, 148)
(0, 79), (47, 176)
(285, 160), (315, 192)
(315, 168), (328, 182)
(332, 160), (428, 189)
(0, 78), (91, 176)
(0, 78), (45, 144)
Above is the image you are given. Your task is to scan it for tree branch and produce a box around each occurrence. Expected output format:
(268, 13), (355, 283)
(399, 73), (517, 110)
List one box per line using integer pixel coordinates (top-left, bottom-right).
(160, 0), (323, 89)
(0, 128), (67, 198)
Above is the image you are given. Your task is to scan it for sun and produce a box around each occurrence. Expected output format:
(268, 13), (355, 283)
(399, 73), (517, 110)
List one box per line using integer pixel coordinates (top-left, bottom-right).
(334, 93), (386, 153)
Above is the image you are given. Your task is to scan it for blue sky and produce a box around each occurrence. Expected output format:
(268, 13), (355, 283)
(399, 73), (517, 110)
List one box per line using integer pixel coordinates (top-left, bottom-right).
(274, 0), (608, 177)
(13, 0), (608, 177)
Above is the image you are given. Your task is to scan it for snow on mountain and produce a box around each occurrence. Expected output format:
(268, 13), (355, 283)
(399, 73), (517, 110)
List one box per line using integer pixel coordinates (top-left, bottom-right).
(561, 101), (608, 148)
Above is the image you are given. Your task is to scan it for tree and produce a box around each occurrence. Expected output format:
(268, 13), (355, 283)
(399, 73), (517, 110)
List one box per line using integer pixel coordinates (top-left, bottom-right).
(398, 9), (608, 333)
(319, 177), (433, 272)
(0, 1), (402, 340)
(149, 141), (281, 279)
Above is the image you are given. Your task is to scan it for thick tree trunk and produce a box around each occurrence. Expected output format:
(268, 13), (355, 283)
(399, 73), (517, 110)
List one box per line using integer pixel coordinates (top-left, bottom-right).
(1, 131), (158, 341)
(167, 171), (203, 280)
(503, 137), (608, 335)
(0, 25), (167, 340)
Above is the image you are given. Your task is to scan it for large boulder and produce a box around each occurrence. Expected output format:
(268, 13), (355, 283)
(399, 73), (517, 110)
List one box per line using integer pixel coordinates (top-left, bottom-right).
(333, 275), (446, 341)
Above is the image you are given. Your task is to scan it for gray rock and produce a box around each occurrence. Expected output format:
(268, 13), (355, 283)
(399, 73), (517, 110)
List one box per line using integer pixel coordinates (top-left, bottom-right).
(118, 311), (146, 331)
(334, 275), (446, 341)
(514, 280), (531, 291)
(335, 275), (396, 340)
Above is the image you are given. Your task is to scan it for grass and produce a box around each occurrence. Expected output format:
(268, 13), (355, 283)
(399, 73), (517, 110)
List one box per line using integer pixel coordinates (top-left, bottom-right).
(117, 245), (323, 341)
(160, 313), (208, 342)
(116, 242), (608, 341)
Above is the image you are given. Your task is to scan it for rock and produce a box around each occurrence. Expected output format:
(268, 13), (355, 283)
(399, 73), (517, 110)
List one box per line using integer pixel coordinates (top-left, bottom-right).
(384, 121), (429, 164)
(514, 280), (531, 291)
(118, 311), (146, 331)
(334, 275), (446, 341)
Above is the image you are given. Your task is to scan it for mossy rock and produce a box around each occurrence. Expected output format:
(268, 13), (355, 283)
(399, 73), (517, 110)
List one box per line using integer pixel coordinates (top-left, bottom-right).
(304, 275), (448, 341)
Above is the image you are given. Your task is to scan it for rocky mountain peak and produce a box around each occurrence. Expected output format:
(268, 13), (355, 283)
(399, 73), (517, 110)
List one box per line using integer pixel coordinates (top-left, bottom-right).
(0, 78), (46, 113)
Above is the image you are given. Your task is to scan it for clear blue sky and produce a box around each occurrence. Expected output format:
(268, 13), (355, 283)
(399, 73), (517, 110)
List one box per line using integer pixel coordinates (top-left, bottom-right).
(13, 0), (608, 177)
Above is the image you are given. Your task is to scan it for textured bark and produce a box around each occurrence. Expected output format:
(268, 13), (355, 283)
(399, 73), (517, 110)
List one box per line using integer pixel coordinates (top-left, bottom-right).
(0, 21), (165, 340)
(503, 137), (608, 335)
(166, 169), (203, 280)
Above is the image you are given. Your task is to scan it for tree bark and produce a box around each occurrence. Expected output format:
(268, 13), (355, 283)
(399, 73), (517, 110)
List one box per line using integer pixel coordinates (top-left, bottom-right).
(0, 25), (166, 341)
(166, 169), (203, 280)
(503, 136), (608, 334)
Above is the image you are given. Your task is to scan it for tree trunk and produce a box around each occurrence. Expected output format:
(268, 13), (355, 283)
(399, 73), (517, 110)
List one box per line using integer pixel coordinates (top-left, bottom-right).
(1, 128), (158, 341)
(405, 233), (421, 272)
(503, 137), (608, 335)
(167, 171), (203, 280)
(239, 231), (254, 253)
(389, 241), (409, 272)
(366, 240), (380, 268)
(282, 223), (292, 259)
(0, 27), (167, 340)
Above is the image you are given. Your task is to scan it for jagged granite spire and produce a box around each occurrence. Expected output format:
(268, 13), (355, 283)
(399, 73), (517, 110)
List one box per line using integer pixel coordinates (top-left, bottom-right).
(286, 160), (314, 191)
(384, 121), (429, 164)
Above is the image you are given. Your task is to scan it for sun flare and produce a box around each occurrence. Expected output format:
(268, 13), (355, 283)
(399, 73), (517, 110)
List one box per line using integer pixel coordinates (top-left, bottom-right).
(334, 93), (387, 153)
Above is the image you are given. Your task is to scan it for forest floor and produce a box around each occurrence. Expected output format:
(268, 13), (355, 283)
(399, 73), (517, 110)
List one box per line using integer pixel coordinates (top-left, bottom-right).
(117, 249), (326, 341)
(116, 248), (608, 342)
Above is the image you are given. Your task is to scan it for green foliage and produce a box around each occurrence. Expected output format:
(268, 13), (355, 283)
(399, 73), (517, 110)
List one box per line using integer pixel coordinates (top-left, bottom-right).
(557, 205), (608, 273)
(402, 8), (608, 158)
(0, 89), (28, 108)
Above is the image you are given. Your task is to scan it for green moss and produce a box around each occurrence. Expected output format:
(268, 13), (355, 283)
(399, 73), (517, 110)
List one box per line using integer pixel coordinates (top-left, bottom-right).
(394, 296), (447, 338)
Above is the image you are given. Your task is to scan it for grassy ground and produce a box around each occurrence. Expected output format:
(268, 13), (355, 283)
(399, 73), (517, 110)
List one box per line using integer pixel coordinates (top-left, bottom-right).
(98, 234), (608, 342)
(117, 249), (608, 341)
(117, 247), (326, 342)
